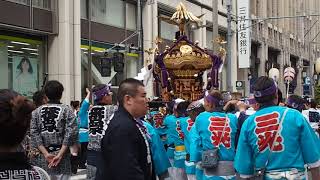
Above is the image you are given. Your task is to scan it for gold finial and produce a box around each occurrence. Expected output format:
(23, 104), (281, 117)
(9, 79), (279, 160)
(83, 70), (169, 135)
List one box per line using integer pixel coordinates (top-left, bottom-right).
(144, 48), (154, 55)
(158, 2), (204, 34)
(213, 36), (227, 46)
(154, 37), (163, 45)
(171, 3), (202, 24)
(218, 47), (226, 57)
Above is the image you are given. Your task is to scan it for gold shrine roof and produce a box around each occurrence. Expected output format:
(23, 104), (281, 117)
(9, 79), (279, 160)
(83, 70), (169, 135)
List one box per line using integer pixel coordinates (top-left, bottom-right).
(163, 40), (212, 70)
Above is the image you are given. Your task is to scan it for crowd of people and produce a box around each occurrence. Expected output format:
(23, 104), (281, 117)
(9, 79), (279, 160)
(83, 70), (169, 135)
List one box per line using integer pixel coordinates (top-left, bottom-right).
(1, 76), (320, 180)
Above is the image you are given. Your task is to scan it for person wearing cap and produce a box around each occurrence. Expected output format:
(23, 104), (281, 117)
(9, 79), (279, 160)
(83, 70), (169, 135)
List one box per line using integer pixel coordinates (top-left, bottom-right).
(180, 100), (205, 180)
(235, 76), (320, 180)
(190, 89), (238, 180)
(86, 84), (117, 180)
(30, 80), (78, 179)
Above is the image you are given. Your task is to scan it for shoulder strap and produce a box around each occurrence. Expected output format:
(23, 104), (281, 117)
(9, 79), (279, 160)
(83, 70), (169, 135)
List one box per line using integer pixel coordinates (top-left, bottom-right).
(263, 108), (289, 168)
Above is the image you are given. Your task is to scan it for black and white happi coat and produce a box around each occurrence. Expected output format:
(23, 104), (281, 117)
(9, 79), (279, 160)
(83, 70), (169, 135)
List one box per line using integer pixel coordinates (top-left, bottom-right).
(30, 103), (78, 175)
(87, 105), (118, 151)
(0, 152), (50, 180)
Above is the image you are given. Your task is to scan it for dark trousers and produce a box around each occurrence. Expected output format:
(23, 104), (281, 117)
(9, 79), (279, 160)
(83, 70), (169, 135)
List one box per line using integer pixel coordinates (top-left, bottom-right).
(79, 142), (88, 168)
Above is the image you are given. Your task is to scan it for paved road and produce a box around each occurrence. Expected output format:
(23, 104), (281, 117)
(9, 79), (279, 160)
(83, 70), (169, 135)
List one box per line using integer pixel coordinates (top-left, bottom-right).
(70, 169), (87, 180)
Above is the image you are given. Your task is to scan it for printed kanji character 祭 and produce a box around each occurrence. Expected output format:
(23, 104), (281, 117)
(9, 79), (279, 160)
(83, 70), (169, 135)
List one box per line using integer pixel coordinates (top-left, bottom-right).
(255, 112), (284, 152)
(40, 106), (62, 133)
(89, 106), (107, 136)
(153, 113), (164, 128)
(208, 117), (231, 149)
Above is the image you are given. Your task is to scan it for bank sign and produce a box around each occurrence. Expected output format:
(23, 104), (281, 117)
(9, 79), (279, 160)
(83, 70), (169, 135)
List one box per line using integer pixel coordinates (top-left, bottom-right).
(237, 0), (251, 68)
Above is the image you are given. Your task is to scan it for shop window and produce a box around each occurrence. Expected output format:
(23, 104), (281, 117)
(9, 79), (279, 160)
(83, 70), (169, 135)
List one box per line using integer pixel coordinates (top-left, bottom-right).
(0, 35), (44, 98)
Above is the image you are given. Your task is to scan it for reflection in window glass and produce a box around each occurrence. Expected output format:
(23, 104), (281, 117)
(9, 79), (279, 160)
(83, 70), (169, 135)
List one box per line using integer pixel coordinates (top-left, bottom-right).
(6, 0), (30, 5)
(206, 30), (213, 50)
(0, 36), (43, 98)
(126, 3), (137, 30)
(91, 0), (125, 28)
(160, 20), (178, 40)
(81, 0), (88, 19)
(32, 0), (51, 10)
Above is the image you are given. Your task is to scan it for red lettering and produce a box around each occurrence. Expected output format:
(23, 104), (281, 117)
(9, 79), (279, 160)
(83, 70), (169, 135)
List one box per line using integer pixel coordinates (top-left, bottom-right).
(254, 112), (284, 152)
(153, 113), (164, 128)
(208, 116), (231, 149)
(187, 119), (194, 131)
(176, 121), (184, 140)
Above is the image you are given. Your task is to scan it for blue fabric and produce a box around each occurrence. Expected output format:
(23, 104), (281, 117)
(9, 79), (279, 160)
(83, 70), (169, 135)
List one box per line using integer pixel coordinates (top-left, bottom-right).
(164, 115), (188, 168)
(143, 121), (171, 176)
(78, 99), (90, 143)
(180, 117), (196, 174)
(190, 111), (238, 179)
(180, 117), (195, 154)
(185, 160), (195, 174)
(163, 114), (176, 146)
(190, 111), (238, 162)
(195, 163), (204, 180)
(150, 111), (167, 136)
(234, 106), (320, 177)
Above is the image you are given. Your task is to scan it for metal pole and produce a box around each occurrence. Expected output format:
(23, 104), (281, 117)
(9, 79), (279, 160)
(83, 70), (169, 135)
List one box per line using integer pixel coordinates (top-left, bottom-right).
(212, 0), (218, 53)
(137, 0), (144, 72)
(88, 0), (93, 89)
(227, 0), (233, 92)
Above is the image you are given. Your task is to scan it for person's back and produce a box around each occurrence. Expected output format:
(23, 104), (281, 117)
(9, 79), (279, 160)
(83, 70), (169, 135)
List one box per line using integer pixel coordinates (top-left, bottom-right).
(85, 84), (117, 180)
(30, 80), (78, 178)
(190, 90), (238, 180)
(0, 89), (50, 180)
(235, 76), (320, 180)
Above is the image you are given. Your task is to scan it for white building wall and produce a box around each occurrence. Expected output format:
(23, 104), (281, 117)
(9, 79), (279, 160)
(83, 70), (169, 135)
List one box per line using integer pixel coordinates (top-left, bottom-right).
(48, 0), (81, 104)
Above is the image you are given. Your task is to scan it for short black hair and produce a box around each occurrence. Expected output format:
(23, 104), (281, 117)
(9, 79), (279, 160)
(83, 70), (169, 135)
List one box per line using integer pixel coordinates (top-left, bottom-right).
(33, 90), (46, 107)
(253, 76), (277, 104)
(117, 78), (144, 106)
(310, 99), (317, 108)
(287, 95), (305, 112)
(70, 101), (80, 109)
(166, 101), (175, 114)
(44, 80), (64, 101)
(176, 101), (190, 117)
(0, 89), (35, 148)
